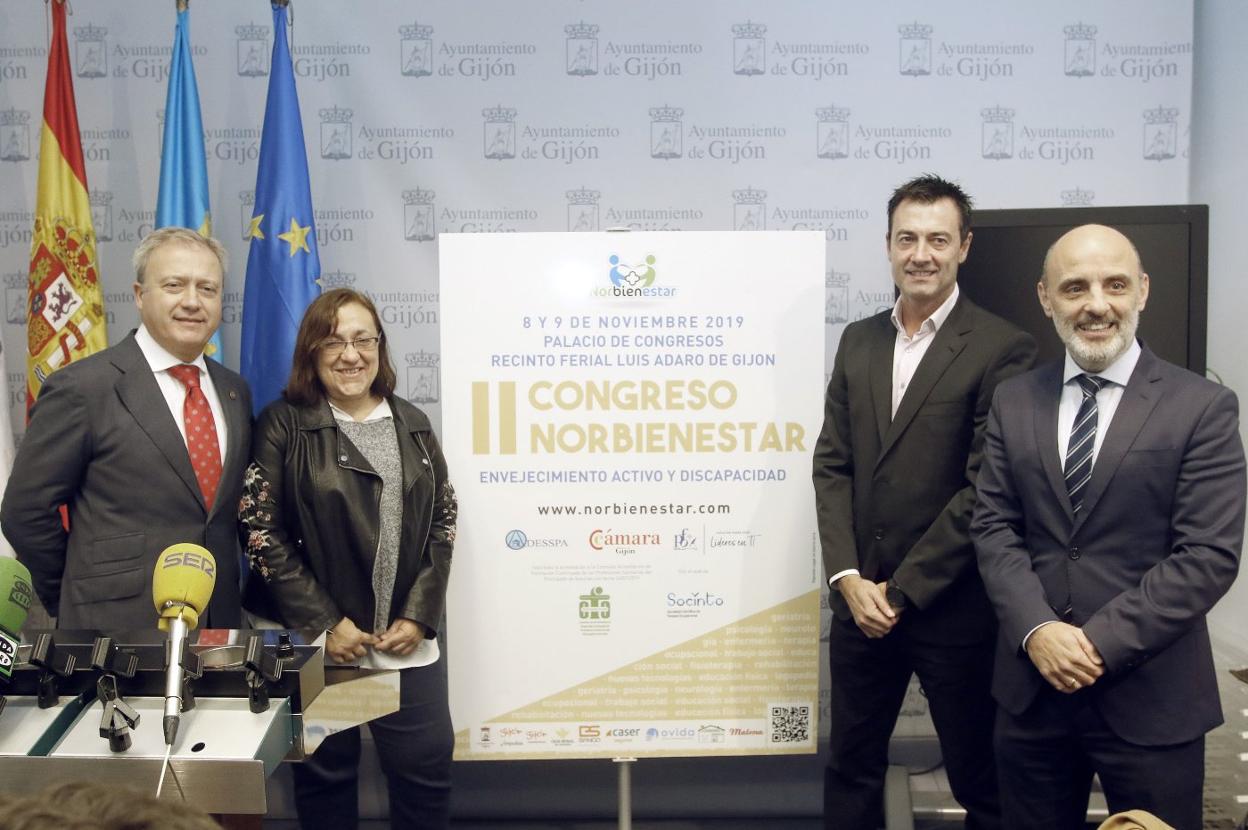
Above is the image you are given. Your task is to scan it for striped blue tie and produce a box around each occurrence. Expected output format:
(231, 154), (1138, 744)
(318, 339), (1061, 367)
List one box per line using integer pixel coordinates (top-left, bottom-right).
(1064, 374), (1107, 513)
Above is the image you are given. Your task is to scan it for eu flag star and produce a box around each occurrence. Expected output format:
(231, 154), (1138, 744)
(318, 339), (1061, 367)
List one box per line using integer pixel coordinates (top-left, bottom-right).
(246, 214), (265, 240)
(278, 217), (312, 256)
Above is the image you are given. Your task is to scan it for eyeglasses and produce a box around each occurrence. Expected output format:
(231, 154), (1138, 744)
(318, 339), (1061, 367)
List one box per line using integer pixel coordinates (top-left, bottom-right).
(320, 335), (381, 356)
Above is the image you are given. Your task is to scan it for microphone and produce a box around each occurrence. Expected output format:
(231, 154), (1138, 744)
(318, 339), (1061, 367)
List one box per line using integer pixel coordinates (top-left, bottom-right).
(0, 558), (34, 712)
(152, 543), (216, 746)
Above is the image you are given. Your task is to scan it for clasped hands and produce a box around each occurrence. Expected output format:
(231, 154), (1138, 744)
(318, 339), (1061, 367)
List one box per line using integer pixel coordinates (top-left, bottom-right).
(326, 616), (425, 664)
(1025, 622), (1104, 693)
(838, 574), (902, 638)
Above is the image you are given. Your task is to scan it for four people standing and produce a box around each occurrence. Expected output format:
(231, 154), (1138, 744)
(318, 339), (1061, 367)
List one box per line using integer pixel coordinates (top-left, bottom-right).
(0, 197), (1243, 830)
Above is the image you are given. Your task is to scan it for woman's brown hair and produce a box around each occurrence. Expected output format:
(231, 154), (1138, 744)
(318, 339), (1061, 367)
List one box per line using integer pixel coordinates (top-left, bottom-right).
(284, 287), (397, 406)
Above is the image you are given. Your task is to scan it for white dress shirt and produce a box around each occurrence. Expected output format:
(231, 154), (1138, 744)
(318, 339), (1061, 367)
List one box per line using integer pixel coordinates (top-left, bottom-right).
(891, 284), (960, 418)
(828, 286), (961, 587)
(134, 325), (228, 459)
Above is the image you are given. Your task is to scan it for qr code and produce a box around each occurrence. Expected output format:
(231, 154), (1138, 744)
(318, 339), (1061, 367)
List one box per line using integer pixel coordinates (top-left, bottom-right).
(769, 704), (810, 743)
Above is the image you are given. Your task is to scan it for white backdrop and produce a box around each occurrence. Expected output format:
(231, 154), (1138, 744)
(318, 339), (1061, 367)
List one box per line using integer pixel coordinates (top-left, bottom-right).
(0, 0), (1198, 740)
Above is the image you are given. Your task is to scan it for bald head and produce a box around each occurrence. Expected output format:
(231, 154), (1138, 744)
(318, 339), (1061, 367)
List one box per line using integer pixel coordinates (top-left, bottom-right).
(1041, 224), (1142, 289)
(1037, 223), (1149, 372)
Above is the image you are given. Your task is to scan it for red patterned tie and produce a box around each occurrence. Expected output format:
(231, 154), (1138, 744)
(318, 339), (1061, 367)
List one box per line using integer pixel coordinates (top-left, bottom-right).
(168, 364), (223, 509)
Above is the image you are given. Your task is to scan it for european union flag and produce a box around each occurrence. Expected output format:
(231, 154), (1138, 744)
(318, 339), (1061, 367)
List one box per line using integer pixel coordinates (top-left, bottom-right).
(155, 5), (221, 361)
(240, 2), (321, 414)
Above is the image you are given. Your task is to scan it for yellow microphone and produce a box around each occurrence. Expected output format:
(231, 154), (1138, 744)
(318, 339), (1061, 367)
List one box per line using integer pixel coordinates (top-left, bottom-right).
(152, 543), (216, 745)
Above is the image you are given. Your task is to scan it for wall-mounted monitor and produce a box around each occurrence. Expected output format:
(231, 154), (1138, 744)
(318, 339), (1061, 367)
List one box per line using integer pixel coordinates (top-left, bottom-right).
(956, 204), (1208, 374)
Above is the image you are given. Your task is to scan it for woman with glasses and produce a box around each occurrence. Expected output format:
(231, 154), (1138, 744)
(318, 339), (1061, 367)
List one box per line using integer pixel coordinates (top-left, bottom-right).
(240, 288), (456, 829)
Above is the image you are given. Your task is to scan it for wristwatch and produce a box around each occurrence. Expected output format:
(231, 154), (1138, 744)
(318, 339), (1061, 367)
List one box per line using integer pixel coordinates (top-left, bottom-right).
(885, 579), (908, 611)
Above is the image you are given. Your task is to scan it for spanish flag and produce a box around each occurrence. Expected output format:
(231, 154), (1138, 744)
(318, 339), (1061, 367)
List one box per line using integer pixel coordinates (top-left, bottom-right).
(24, 0), (107, 412)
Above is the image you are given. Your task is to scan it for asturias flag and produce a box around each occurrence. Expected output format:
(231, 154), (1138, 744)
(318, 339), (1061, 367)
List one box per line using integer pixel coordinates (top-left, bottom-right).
(240, 2), (321, 414)
(156, 2), (221, 361)
(25, 0), (107, 412)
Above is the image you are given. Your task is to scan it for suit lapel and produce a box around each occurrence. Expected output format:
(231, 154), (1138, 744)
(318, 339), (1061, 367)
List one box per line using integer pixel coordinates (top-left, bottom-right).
(112, 335), (204, 509)
(867, 316), (894, 446)
(1071, 348), (1163, 534)
(877, 299), (970, 463)
(1033, 363), (1072, 519)
(205, 360), (249, 518)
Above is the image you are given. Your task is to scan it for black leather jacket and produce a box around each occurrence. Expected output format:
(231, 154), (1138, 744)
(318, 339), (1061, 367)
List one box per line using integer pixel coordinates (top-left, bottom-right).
(240, 396), (456, 634)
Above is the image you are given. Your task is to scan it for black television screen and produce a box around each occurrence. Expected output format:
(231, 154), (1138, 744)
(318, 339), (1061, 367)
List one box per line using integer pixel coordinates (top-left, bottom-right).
(956, 204), (1208, 375)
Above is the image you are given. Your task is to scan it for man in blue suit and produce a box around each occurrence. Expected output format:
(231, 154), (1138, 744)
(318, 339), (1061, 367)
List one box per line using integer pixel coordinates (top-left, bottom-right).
(972, 224), (1245, 829)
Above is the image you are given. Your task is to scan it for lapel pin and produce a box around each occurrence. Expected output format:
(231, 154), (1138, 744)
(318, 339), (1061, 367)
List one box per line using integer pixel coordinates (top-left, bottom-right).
(229, 390), (238, 400)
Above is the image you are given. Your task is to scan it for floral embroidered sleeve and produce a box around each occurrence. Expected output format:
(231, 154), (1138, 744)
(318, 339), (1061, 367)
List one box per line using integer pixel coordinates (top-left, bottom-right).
(239, 408), (342, 631)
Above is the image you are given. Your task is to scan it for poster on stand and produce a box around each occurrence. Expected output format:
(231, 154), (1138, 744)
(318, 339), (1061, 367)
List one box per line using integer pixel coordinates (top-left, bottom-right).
(443, 231), (824, 759)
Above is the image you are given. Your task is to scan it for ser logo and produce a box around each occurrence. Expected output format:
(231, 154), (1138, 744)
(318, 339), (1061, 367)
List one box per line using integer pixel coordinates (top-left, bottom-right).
(161, 549), (216, 578)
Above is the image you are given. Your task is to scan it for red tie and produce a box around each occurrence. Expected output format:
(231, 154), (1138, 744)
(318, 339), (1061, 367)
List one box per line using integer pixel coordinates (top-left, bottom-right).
(168, 364), (223, 509)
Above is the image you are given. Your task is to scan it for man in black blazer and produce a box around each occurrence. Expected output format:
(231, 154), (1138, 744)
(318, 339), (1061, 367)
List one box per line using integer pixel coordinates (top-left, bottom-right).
(2, 227), (252, 631)
(814, 175), (1036, 830)
(972, 224), (1244, 829)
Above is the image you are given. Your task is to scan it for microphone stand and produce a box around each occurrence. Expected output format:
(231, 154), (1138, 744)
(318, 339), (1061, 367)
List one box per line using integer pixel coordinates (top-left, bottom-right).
(161, 608), (204, 746)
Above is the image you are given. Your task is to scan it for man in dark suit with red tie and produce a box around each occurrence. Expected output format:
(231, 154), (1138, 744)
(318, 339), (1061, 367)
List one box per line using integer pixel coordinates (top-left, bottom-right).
(972, 224), (1245, 829)
(813, 175), (1036, 830)
(2, 227), (252, 631)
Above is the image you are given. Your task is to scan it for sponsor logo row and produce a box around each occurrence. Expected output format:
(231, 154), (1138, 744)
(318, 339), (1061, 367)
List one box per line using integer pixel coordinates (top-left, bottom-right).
(507, 527), (760, 554)
(477, 721), (772, 748)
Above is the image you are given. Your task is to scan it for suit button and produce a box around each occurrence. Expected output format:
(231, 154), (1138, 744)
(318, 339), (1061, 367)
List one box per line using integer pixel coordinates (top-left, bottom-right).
(873, 529), (884, 540)
(1069, 547), (1080, 560)
(340, 454), (349, 462)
